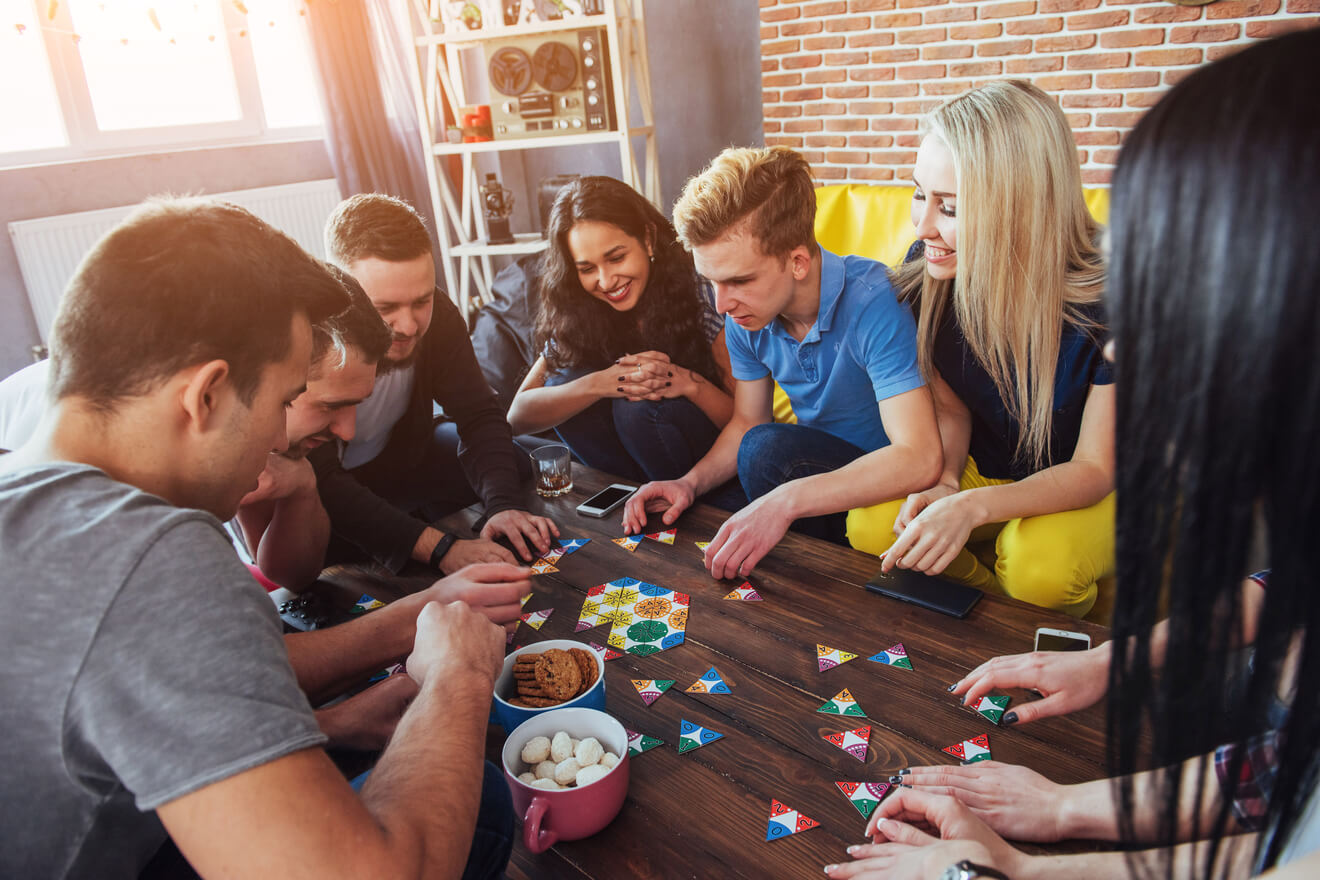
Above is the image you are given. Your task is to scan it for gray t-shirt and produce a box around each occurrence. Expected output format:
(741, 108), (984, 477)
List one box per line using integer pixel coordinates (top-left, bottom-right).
(0, 464), (326, 878)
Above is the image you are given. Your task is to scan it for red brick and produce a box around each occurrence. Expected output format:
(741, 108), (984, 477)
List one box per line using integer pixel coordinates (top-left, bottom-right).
(1288, 0), (1320, 10)
(1007, 17), (1063, 34)
(1096, 70), (1159, 88)
(1035, 73), (1093, 89)
(895, 98), (942, 113)
(952, 60), (1005, 75)
(781, 21), (824, 35)
(1205, 0), (1280, 18)
(1064, 112), (1091, 127)
(896, 133), (920, 146)
(848, 32), (896, 46)
(763, 89), (781, 103)
(1067, 51), (1130, 69)
(873, 11), (923, 26)
(1006, 56), (1063, 72)
(782, 53), (826, 69)
(870, 82), (921, 96)
(1205, 43), (1248, 61)
(1134, 5), (1202, 23)
(1062, 92), (1121, 108)
(765, 135), (805, 147)
(849, 66), (898, 80)
(801, 151), (826, 166)
(1075, 149), (1088, 164)
(808, 101), (849, 114)
(924, 43), (974, 58)
(1135, 47), (1203, 66)
(761, 6), (802, 22)
(926, 6), (977, 22)
(763, 118), (782, 132)
(826, 16), (874, 31)
(762, 59), (779, 72)
(762, 39), (802, 55)
(803, 0), (848, 14)
(783, 87), (825, 101)
(784, 119), (825, 132)
(826, 117), (870, 131)
(871, 47), (922, 62)
(981, 1), (1039, 19)
(1082, 168), (1112, 185)
(1125, 90), (1166, 108)
(805, 36), (848, 49)
(853, 167), (896, 181)
(849, 134), (896, 147)
(1101, 28), (1164, 47)
(898, 0), (945, 6)
(922, 79), (974, 95)
(1091, 147), (1120, 165)
(1066, 10), (1129, 29)
(1072, 129), (1118, 145)
(977, 38), (1033, 55)
(897, 63), (948, 79)
(826, 150), (870, 164)
(805, 69), (849, 82)
(1039, 0), (1100, 10)
(763, 104), (803, 118)
(1096, 111), (1143, 126)
(1035, 33), (1097, 51)
(951, 23), (1004, 39)
(1170, 23), (1240, 42)
(806, 134), (849, 147)
(763, 72), (804, 87)
(849, 100), (899, 115)
(826, 84), (870, 98)
(761, 25), (779, 40)
(898, 27), (948, 43)
(1246, 18), (1320, 37)
(850, 0), (897, 9)
(815, 166), (848, 180)
(870, 150), (919, 164)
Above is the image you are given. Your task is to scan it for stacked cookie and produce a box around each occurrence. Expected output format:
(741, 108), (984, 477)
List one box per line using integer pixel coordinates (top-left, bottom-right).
(508, 647), (599, 707)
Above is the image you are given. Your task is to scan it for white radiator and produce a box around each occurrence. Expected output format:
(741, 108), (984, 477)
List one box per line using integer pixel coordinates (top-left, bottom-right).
(8, 179), (343, 344)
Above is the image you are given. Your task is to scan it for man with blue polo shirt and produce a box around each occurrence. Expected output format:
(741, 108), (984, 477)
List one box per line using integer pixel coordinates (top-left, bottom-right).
(622, 146), (942, 580)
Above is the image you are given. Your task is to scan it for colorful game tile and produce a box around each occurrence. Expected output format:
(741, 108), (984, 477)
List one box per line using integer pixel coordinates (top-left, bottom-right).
(367, 662), (405, 684)
(818, 688), (867, 718)
(817, 644), (859, 672)
(612, 535), (643, 552)
(695, 541), (710, 551)
(644, 528), (677, 545)
(588, 641), (624, 661)
(685, 667), (732, 694)
(520, 592), (533, 607)
(529, 558), (560, 574)
(942, 733), (992, 764)
(822, 725), (871, 762)
(972, 695), (1011, 725)
(625, 728), (664, 757)
(677, 718), (723, 753)
(765, 799), (820, 841)
(554, 537), (590, 556)
(632, 679), (675, 707)
(723, 582), (763, 601)
(576, 578), (690, 656)
(348, 594), (385, 615)
(520, 608), (553, 630)
(867, 642), (913, 670)
(834, 781), (892, 819)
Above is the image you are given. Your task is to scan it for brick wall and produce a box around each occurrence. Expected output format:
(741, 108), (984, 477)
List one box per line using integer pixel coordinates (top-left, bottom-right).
(759, 0), (1319, 184)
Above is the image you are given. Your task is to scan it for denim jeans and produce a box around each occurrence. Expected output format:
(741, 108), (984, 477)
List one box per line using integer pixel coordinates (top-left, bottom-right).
(737, 422), (869, 545)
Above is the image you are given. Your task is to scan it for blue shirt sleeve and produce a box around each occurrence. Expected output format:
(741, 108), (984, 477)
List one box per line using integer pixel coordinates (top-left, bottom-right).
(849, 267), (925, 401)
(724, 321), (770, 382)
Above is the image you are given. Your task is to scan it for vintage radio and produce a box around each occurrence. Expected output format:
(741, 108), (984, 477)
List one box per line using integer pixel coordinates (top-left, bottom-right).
(483, 27), (614, 141)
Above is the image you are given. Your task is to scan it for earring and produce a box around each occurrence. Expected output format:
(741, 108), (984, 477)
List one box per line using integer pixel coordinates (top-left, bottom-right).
(648, 252), (654, 263)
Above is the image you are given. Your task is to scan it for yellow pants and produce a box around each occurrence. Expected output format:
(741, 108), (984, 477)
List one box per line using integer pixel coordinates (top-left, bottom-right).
(846, 457), (1115, 619)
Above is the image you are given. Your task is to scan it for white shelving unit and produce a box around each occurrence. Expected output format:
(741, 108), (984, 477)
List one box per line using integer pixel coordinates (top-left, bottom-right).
(403, 0), (660, 319)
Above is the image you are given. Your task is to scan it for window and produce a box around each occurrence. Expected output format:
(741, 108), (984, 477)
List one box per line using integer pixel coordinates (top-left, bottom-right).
(1, 0), (322, 166)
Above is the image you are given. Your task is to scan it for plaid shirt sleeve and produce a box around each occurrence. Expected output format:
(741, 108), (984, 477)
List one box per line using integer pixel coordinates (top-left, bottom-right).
(1215, 730), (1281, 831)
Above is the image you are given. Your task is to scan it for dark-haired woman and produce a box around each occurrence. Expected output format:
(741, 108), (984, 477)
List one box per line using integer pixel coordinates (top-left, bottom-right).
(828, 28), (1320, 879)
(509, 176), (736, 489)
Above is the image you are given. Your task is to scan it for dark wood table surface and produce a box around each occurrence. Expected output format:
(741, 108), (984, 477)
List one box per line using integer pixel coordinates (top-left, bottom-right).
(317, 465), (1112, 879)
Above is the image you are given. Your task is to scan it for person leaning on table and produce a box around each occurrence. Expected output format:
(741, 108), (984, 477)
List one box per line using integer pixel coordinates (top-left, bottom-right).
(827, 29), (1320, 880)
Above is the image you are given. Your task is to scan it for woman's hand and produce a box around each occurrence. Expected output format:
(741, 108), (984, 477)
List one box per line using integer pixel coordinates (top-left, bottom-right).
(883, 490), (984, 576)
(894, 762), (1072, 843)
(951, 643), (1111, 725)
(607, 351), (674, 401)
(893, 482), (957, 532)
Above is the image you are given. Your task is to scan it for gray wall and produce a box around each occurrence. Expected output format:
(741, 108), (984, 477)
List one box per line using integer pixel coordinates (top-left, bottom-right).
(0, 139), (333, 378)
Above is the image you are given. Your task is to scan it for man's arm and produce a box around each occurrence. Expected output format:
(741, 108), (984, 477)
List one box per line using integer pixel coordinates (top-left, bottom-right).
(235, 453), (330, 592)
(310, 444), (429, 573)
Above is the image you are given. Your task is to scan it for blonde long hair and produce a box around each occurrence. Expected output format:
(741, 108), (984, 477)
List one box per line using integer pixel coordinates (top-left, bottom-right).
(896, 79), (1105, 471)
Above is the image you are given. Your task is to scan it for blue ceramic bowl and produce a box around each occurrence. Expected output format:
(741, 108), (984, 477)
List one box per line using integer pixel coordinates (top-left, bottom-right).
(492, 639), (607, 732)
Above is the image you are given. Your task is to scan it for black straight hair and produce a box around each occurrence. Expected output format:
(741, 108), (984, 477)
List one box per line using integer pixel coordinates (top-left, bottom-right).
(1107, 28), (1320, 877)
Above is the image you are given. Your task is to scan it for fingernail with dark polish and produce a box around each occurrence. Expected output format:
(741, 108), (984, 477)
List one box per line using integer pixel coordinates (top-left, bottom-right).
(616, 387), (623, 392)
(888, 775), (904, 784)
(946, 684), (957, 692)
(897, 768), (910, 775)
(668, 371), (673, 377)
(1002, 712), (1019, 726)
(665, 381), (672, 387)
(900, 783), (913, 789)
(617, 375), (625, 381)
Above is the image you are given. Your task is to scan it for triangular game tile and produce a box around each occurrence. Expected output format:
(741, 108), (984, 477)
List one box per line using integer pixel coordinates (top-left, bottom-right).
(519, 592), (533, 607)
(723, 581), (763, 601)
(834, 781), (892, 819)
(942, 733), (992, 764)
(588, 641), (623, 661)
(817, 688), (867, 718)
(612, 535), (643, 552)
(822, 725), (871, 762)
(529, 558), (560, 574)
(677, 718), (723, 753)
(644, 529), (677, 545)
(867, 642), (913, 670)
(685, 666), (732, 694)
(520, 608), (553, 630)
(625, 728), (664, 757)
(817, 644), (859, 672)
(695, 540), (710, 551)
(765, 799), (820, 841)
(632, 679), (675, 707)
(349, 594), (385, 615)
(972, 695), (1011, 725)
(554, 537), (590, 556)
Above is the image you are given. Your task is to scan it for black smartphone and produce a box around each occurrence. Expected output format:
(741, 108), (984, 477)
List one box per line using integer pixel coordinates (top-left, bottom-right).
(864, 567), (982, 619)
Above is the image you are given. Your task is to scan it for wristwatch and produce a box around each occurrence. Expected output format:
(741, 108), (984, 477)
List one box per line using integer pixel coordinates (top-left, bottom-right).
(940, 860), (1008, 880)
(428, 531), (458, 570)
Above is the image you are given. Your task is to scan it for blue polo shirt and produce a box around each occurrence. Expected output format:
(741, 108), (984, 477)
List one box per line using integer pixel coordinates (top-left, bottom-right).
(724, 249), (923, 452)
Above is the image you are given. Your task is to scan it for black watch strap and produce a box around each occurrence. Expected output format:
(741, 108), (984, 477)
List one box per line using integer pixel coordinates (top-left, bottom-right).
(429, 531), (458, 570)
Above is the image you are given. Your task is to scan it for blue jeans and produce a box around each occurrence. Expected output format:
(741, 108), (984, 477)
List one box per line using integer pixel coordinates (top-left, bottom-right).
(351, 759), (513, 879)
(737, 422), (868, 545)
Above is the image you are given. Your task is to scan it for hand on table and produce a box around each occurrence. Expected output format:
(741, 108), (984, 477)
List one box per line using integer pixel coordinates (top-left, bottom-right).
(239, 452), (317, 508)
(893, 762), (1070, 843)
(417, 562), (532, 631)
(827, 789), (1024, 879)
(480, 508), (558, 562)
(620, 478), (695, 535)
(407, 593), (506, 689)
(703, 490), (794, 580)
(314, 673), (419, 752)
(951, 644), (1110, 725)
(437, 537), (516, 573)
(882, 487), (979, 576)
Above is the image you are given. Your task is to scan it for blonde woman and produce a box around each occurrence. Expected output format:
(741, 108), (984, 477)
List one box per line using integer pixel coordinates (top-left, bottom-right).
(847, 80), (1114, 618)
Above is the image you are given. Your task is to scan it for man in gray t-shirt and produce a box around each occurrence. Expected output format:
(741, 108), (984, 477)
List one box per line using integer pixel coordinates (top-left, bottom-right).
(1, 198), (529, 878)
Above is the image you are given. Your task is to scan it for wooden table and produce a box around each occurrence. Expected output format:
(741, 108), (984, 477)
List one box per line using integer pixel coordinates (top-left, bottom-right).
(319, 465), (1112, 879)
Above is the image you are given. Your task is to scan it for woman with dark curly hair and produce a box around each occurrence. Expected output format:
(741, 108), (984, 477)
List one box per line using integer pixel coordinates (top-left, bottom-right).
(508, 176), (737, 490)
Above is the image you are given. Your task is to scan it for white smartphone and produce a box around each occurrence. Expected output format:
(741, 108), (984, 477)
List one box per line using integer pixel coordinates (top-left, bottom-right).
(576, 483), (637, 518)
(1034, 627), (1092, 652)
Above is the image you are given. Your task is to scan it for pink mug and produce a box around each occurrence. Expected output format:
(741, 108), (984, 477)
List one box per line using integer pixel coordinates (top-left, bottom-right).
(501, 708), (630, 854)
